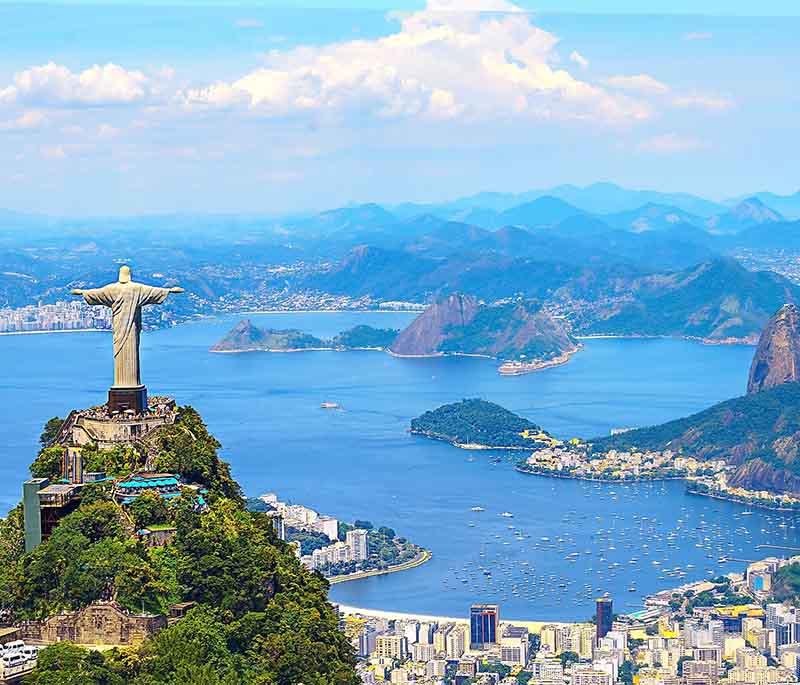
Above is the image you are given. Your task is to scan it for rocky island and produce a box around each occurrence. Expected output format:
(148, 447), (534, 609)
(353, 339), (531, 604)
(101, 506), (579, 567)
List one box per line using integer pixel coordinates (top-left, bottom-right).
(390, 294), (580, 374)
(210, 319), (399, 352)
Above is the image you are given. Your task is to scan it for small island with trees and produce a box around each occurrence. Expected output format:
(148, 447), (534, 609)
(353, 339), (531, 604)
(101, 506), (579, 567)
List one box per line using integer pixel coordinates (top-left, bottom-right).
(210, 319), (399, 353)
(410, 398), (560, 450)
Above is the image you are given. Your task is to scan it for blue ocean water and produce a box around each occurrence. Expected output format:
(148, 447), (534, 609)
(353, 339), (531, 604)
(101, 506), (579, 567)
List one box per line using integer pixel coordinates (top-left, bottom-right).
(1, 312), (794, 621)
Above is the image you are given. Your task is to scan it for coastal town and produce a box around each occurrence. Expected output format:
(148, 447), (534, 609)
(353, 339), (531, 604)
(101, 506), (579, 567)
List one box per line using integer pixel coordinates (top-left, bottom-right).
(341, 555), (800, 685)
(0, 300), (111, 334)
(518, 444), (800, 512)
(251, 492), (429, 581)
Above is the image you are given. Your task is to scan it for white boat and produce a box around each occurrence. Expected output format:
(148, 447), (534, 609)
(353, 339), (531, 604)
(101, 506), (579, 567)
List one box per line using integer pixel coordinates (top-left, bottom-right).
(470, 506), (485, 512)
(500, 512), (514, 518)
(320, 402), (341, 409)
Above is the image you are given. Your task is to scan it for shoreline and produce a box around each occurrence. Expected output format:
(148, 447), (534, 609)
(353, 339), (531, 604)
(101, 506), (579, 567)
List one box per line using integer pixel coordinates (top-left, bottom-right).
(576, 333), (755, 346)
(334, 602), (572, 633)
(211, 346), (388, 354)
(498, 346), (581, 376)
(409, 430), (533, 451)
(0, 328), (108, 337)
(686, 487), (800, 513)
(514, 466), (688, 484)
(328, 549), (432, 585)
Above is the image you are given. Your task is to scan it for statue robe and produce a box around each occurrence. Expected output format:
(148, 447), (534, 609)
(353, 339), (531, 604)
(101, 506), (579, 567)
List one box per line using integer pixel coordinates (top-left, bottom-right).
(80, 281), (170, 388)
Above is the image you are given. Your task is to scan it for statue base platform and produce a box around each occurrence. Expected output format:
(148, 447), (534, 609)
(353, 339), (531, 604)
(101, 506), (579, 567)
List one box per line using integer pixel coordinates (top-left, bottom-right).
(55, 396), (177, 450)
(108, 386), (148, 414)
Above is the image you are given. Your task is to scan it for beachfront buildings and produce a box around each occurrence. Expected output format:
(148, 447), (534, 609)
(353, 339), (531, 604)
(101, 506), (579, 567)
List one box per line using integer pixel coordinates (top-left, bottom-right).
(343, 562), (800, 685)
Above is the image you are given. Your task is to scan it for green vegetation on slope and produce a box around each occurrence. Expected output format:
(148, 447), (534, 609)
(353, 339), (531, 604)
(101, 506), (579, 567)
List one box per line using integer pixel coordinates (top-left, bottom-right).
(410, 398), (548, 448)
(330, 324), (398, 349)
(590, 381), (800, 475)
(3, 411), (358, 685)
(585, 258), (799, 341)
(212, 320), (398, 352)
(772, 562), (800, 603)
(439, 300), (573, 361)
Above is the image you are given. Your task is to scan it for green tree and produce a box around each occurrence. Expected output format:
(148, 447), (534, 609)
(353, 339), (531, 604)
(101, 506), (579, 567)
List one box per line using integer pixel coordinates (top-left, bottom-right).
(23, 642), (125, 685)
(30, 447), (64, 480)
(560, 651), (580, 668)
(129, 491), (170, 530)
(39, 417), (64, 448)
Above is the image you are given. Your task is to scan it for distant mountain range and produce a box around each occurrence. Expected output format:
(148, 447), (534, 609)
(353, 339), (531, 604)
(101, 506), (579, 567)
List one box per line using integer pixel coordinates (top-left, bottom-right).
(311, 250), (799, 343)
(578, 258), (800, 343)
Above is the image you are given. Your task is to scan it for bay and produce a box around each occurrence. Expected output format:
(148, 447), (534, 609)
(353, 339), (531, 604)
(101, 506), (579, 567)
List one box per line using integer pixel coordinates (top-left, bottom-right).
(1, 312), (793, 622)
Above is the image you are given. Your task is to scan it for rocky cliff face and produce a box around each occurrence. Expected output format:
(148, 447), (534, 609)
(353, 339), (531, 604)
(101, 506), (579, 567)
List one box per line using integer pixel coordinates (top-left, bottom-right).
(210, 319), (266, 351)
(747, 303), (800, 394)
(390, 294), (577, 361)
(390, 294), (480, 356)
(727, 458), (800, 495)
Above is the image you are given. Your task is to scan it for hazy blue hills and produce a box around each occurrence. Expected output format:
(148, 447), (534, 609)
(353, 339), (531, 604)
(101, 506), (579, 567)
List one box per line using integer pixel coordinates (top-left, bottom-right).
(602, 203), (704, 233)
(727, 190), (800, 220)
(581, 258), (800, 342)
(706, 197), (784, 235)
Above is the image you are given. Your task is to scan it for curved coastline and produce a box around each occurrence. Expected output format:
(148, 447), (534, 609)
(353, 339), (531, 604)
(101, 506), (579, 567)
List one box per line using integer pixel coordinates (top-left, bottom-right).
(335, 602), (572, 633)
(328, 549), (432, 585)
(514, 465), (688, 483)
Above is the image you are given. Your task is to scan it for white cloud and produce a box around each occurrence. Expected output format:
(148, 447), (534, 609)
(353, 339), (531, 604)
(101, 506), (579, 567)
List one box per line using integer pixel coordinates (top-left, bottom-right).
(672, 93), (733, 111)
(569, 51), (589, 70)
(637, 133), (709, 154)
(605, 74), (670, 95)
(2, 62), (154, 107)
(180, 0), (650, 125)
(0, 110), (47, 132)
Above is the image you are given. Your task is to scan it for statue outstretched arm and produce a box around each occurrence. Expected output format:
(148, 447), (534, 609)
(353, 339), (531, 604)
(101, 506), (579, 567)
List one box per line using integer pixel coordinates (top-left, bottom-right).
(74, 285), (116, 306)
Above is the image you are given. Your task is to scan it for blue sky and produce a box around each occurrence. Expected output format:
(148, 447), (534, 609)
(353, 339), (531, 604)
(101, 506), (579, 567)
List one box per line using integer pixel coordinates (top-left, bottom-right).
(0, 2), (798, 215)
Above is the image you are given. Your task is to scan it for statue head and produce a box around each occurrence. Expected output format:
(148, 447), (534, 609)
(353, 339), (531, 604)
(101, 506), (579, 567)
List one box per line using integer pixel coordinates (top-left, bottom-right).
(118, 265), (132, 284)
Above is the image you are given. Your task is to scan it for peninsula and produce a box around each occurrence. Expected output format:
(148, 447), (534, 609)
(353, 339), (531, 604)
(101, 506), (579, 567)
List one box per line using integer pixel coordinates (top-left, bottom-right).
(390, 294), (580, 374)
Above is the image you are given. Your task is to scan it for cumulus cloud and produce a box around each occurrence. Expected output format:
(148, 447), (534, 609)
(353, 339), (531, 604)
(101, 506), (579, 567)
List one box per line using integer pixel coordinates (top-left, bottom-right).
(1, 62), (154, 107)
(637, 133), (709, 154)
(180, 0), (650, 124)
(0, 110), (47, 132)
(569, 51), (589, 70)
(605, 74), (670, 95)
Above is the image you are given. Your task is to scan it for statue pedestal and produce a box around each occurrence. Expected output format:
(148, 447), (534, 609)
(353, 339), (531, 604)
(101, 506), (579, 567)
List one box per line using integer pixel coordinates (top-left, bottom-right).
(108, 386), (148, 414)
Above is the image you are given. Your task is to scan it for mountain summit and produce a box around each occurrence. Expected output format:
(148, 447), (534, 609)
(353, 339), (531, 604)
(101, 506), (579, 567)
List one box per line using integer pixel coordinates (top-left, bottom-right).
(747, 303), (800, 394)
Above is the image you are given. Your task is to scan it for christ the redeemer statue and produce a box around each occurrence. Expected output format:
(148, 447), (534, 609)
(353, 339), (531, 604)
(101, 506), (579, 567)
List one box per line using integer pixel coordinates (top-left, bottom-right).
(72, 265), (183, 413)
